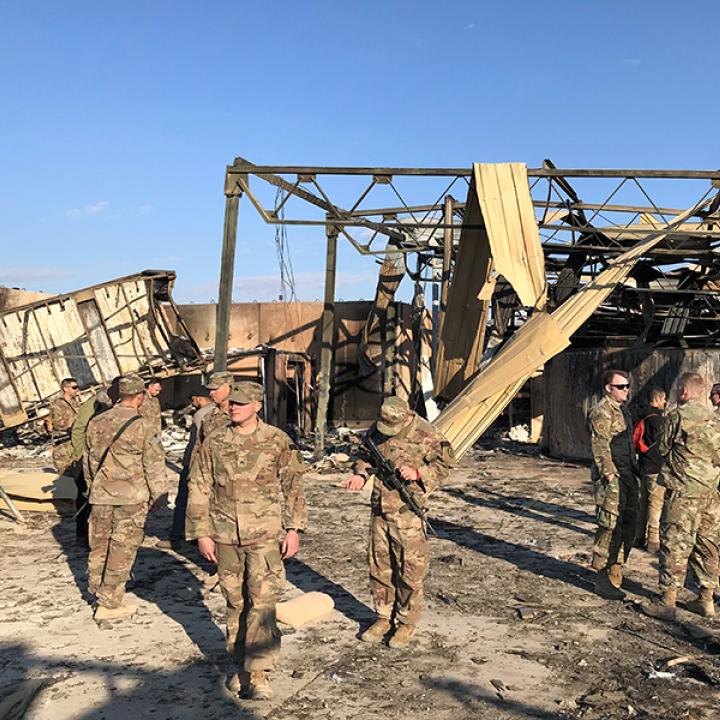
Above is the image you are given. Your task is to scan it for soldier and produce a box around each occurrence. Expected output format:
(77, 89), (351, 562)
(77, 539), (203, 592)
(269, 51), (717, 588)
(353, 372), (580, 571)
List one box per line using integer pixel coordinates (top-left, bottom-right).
(69, 387), (113, 544)
(198, 371), (233, 440)
(85, 374), (165, 621)
(49, 377), (81, 477)
(588, 369), (639, 600)
(139, 377), (163, 437)
(643, 372), (720, 620)
(186, 381), (306, 701)
(344, 396), (454, 648)
(710, 383), (720, 412)
(635, 387), (667, 554)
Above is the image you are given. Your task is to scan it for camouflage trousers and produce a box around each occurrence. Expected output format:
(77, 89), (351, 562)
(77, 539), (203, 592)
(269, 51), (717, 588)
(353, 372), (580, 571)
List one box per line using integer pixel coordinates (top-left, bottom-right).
(639, 473), (666, 546)
(52, 442), (81, 479)
(88, 503), (147, 609)
(659, 489), (720, 592)
(591, 473), (640, 569)
(216, 540), (283, 672)
(369, 510), (428, 626)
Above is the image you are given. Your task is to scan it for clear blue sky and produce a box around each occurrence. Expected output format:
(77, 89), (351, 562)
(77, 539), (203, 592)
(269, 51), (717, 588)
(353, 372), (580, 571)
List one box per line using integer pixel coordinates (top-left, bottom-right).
(2, 1), (718, 303)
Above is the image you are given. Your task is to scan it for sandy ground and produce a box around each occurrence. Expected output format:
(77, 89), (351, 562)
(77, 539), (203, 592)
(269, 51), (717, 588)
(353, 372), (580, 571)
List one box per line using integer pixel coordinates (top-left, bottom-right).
(3, 443), (720, 719)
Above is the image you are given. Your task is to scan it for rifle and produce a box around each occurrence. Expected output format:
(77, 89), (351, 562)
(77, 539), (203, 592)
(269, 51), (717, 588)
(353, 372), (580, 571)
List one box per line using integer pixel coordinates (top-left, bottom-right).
(363, 434), (435, 536)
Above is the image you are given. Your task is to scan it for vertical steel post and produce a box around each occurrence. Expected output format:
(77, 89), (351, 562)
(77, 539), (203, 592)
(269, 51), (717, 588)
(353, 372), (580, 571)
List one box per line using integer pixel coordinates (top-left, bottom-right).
(439, 195), (454, 336)
(213, 179), (243, 372)
(314, 223), (338, 456)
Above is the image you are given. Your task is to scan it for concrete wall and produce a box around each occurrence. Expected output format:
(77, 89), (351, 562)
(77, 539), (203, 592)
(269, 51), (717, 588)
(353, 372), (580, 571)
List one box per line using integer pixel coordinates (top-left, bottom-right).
(544, 347), (720, 461)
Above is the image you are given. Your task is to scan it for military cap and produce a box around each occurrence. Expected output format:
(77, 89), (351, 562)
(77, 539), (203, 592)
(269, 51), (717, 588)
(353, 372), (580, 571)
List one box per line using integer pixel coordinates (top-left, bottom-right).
(228, 381), (264, 404)
(191, 385), (212, 399)
(377, 396), (411, 436)
(205, 371), (234, 389)
(119, 374), (145, 395)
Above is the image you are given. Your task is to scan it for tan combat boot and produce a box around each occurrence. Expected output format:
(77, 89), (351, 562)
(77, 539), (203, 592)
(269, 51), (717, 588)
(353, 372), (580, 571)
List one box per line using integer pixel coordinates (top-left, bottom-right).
(388, 624), (416, 648)
(243, 671), (272, 701)
(594, 570), (625, 600)
(642, 589), (677, 621)
(590, 553), (605, 572)
(607, 564), (623, 589)
(360, 618), (392, 643)
(645, 540), (660, 554)
(686, 589), (715, 618)
(94, 604), (137, 621)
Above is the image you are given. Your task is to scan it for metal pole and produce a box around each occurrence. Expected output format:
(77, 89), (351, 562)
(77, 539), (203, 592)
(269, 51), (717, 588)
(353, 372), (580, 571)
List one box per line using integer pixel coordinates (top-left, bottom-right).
(314, 223), (338, 456)
(213, 187), (242, 372)
(438, 195), (454, 337)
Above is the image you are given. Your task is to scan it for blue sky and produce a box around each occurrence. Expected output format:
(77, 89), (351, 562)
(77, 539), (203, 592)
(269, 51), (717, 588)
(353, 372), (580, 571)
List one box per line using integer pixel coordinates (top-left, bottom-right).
(1, 1), (718, 303)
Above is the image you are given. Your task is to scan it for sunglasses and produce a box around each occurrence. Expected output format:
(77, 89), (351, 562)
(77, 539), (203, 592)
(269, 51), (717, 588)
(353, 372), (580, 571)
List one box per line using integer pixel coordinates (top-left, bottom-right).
(69, 385), (79, 390)
(610, 383), (630, 390)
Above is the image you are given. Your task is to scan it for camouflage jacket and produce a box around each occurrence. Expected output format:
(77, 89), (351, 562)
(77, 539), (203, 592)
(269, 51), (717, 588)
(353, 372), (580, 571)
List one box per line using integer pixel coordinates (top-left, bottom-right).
(139, 394), (162, 436)
(84, 405), (166, 505)
(658, 399), (720, 496)
(354, 414), (455, 515)
(588, 396), (638, 481)
(186, 419), (307, 545)
(49, 397), (79, 444)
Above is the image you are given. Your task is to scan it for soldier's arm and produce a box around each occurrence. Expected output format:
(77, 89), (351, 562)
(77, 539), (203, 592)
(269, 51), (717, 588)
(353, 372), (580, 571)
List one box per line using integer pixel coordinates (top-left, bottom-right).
(141, 420), (166, 504)
(185, 439), (214, 540)
(657, 411), (680, 459)
(278, 439), (308, 533)
(416, 436), (455, 494)
(71, 400), (94, 459)
(589, 409), (618, 478)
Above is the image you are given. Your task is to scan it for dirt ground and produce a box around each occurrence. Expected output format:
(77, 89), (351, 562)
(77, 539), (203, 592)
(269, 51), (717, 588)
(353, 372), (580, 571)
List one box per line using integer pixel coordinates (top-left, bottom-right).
(3, 442), (720, 719)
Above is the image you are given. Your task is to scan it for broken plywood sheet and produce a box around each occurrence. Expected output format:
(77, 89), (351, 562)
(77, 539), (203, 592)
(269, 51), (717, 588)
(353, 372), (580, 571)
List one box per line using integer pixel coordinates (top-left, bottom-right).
(435, 192), (714, 458)
(474, 162), (547, 310)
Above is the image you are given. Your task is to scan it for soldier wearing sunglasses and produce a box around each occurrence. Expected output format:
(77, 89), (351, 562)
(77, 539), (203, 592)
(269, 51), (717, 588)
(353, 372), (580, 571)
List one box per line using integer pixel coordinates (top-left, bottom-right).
(588, 369), (639, 600)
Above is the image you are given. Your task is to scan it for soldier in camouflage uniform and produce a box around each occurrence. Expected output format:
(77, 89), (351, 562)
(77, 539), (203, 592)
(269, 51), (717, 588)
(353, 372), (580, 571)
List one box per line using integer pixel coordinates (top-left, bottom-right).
(85, 374), (166, 621)
(187, 381), (306, 701)
(345, 396), (455, 647)
(138, 377), (163, 437)
(643, 372), (720, 620)
(49, 377), (81, 477)
(588, 369), (640, 601)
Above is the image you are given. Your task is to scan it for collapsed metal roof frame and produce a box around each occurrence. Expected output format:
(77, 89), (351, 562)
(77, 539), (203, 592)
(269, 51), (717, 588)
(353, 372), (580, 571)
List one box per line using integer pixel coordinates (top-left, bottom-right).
(215, 157), (720, 450)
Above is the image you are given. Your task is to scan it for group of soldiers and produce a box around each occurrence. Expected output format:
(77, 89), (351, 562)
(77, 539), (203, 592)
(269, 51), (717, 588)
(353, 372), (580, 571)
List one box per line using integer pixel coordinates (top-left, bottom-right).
(47, 371), (454, 701)
(588, 369), (720, 619)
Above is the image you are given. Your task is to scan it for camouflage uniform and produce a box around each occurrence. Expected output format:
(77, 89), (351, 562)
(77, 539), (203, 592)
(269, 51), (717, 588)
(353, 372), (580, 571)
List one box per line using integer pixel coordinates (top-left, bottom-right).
(49, 396), (80, 476)
(657, 400), (720, 592)
(186, 391), (306, 672)
(85, 375), (166, 609)
(354, 400), (454, 627)
(139, 393), (162, 437)
(588, 396), (640, 570)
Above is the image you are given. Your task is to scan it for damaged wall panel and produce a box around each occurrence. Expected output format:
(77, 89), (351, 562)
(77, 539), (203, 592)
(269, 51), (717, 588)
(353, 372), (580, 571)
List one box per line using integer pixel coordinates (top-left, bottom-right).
(0, 270), (202, 427)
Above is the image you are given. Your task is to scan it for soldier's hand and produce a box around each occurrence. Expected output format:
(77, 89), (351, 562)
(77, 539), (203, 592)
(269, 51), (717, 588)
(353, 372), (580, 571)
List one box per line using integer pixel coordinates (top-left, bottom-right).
(281, 529), (300, 559)
(344, 475), (365, 491)
(604, 473), (618, 484)
(198, 536), (217, 564)
(399, 466), (420, 482)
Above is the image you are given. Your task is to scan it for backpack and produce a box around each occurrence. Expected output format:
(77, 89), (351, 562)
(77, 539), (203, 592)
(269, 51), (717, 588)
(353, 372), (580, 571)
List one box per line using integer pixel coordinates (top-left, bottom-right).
(633, 417), (651, 453)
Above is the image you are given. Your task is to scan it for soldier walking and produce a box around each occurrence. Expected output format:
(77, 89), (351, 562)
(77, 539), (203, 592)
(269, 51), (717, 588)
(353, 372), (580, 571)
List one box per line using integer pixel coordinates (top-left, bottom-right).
(84, 374), (165, 621)
(588, 369), (640, 600)
(186, 382), (306, 701)
(643, 372), (720, 620)
(345, 396), (454, 648)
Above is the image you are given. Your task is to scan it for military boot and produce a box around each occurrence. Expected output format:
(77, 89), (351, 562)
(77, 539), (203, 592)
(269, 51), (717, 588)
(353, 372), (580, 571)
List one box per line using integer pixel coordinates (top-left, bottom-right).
(607, 564), (624, 589)
(243, 671), (272, 701)
(645, 540), (660, 554)
(225, 663), (241, 694)
(94, 603), (137, 621)
(590, 553), (606, 572)
(642, 589), (677, 621)
(594, 570), (626, 600)
(388, 624), (416, 648)
(686, 589), (715, 618)
(360, 618), (392, 643)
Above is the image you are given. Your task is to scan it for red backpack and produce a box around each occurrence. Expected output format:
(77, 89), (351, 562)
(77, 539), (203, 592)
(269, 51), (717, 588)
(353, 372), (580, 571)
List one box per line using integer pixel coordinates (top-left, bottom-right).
(633, 418), (650, 453)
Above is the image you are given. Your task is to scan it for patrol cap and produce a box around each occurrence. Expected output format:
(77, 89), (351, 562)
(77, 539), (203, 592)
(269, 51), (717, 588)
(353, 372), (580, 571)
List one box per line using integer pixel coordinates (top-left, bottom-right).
(228, 381), (264, 404)
(205, 371), (234, 389)
(191, 385), (212, 399)
(119, 374), (145, 396)
(377, 396), (411, 436)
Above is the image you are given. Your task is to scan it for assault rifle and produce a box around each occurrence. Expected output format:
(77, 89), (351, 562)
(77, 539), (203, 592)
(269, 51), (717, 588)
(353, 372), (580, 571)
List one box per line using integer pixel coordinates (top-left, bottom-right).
(363, 435), (436, 536)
